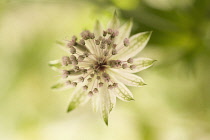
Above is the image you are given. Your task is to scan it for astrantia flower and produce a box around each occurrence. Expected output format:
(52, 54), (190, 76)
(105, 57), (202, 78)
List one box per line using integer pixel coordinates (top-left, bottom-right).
(49, 11), (156, 125)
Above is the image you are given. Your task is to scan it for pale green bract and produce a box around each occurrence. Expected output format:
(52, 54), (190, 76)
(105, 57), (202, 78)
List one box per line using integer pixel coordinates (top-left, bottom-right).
(49, 11), (155, 125)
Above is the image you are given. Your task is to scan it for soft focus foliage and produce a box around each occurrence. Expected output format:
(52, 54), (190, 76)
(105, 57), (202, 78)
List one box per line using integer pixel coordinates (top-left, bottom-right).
(0, 0), (210, 140)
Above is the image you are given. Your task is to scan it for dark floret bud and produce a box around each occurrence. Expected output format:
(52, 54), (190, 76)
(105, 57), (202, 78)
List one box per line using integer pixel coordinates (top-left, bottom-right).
(103, 30), (107, 36)
(78, 55), (85, 61)
(70, 55), (76, 60)
(72, 82), (77, 87)
(127, 58), (133, 64)
(79, 39), (85, 45)
(108, 85), (113, 90)
(88, 91), (93, 96)
(112, 49), (117, 55)
(83, 85), (88, 91)
(70, 46), (76, 54)
(124, 38), (129, 46)
(62, 70), (69, 78)
(81, 69), (88, 74)
(74, 66), (80, 71)
(66, 80), (71, 85)
(99, 82), (104, 87)
(122, 64), (128, 69)
(72, 36), (77, 41)
(113, 83), (118, 88)
(107, 28), (113, 34)
(87, 78), (92, 82)
(79, 77), (84, 82)
(62, 56), (71, 66)
(95, 39), (100, 45)
(93, 88), (99, 93)
(130, 65), (136, 70)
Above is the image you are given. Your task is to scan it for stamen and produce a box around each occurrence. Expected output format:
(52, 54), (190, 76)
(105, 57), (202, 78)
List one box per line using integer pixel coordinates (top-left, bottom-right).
(95, 39), (100, 45)
(124, 38), (129, 46)
(102, 73), (110, 82)
(90, 74), (95, 78)
(62, 70), (69, 78)
(98, 36), (102, 41)
(88, 91), (93, 96)
(130, 65), (136, 70)
(74, 66), (80, 71)
(78, 55), (85, 61)
(83, 52), (90, 57)
(122, 64), (128, 69)
(79, 77), (84, 82)
(62, 56), (71, 66)
(72, 82), (77, 87)
(107, 28), (113, 34)
(100, 44), (105, 49)
(72, 36), (77, 41)
(89, 33), (95, 39)
(79, 39), (85, 45)
(106, 39), (112, 45)
(115, 60), (122, 67)
(81, 69), (88, 74)
(112, 44), (117, 49)
(70, 46), (76, 54)
(103, 51), (108, 56)
(87, 78), (92, 82)
(65, 80), (71, 85)
(103, 31), (107, 37)
(70, 55), (76, 60)
(112, 49), (117, 55)
(83, 85), (88, 91)
(113, 83), (118, 88)
(93, 88), (99, 93)
(108, 85), (113, 90)
(81, 30), (90, 40)
(99, 82), (104, 87)
(127, 58), (133, 64)
(96, 76), (101, 80)
(101, 38), (106, 44)
(67, 41), (74, 48)
(72, 59), (78, 65)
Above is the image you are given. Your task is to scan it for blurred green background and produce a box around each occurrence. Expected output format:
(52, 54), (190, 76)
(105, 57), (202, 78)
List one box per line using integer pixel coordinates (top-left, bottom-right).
(0, 0), (210, 140)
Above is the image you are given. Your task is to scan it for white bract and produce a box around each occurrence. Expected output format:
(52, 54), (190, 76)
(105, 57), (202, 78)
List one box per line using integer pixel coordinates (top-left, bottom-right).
(49, 11), (155, 125)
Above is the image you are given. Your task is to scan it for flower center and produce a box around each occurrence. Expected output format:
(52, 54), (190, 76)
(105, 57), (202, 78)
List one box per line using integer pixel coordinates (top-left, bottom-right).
(95, 60), (107, 72)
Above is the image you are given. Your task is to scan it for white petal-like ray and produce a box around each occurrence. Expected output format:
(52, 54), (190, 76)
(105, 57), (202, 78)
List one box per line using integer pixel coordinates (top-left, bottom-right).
(111, 31), (152, 60)
(114, 19), (133, 47)
(51, 73), (83, 91)
(107, 11), (120, 30)
(109, 68), (146, 87)
(108, 72), (134, 101)
(85, 39), (101, 57)
(119, 58), (156, 73)
(57, 40), (84, 54)
(94, 20), (103, 38)
(49, 59), (74, 73)
(98, 82), (116, 125)
(67, 84), (89, 112)
(84, 39), (96, 55)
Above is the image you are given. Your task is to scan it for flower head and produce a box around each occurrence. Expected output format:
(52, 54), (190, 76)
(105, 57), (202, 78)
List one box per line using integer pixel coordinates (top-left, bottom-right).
(49, 11), (156, 125)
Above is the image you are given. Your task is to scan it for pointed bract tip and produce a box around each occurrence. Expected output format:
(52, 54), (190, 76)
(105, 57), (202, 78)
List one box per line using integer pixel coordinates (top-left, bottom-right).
(114, 9), (117, 16)
(104, 118), (108, 126)
(56, 40), (65, 46)
(67, 105), (75, 113)
(148, 31), (153, 35)
(143, 83), (147, 86)
(95, 19), (100, 24)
